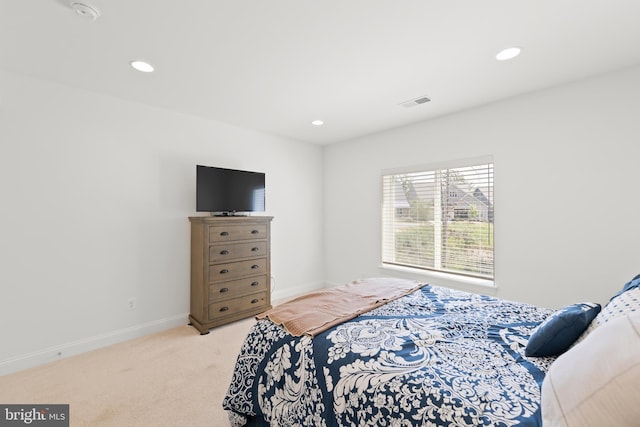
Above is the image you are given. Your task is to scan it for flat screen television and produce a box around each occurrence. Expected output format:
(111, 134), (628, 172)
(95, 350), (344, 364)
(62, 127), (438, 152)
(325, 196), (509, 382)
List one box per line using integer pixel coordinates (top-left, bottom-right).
(196, 165), (265, 215)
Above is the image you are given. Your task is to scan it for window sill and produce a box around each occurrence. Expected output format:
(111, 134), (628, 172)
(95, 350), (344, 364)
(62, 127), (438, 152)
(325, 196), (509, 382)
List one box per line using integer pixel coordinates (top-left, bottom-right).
(379, 263), (497, 296)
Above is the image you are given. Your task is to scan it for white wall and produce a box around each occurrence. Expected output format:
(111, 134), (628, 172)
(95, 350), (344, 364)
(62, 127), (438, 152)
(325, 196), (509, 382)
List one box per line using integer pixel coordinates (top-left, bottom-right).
(4, 63), (640, 375)
(324, 64), (640, 309)
(0, 71), (324, 374)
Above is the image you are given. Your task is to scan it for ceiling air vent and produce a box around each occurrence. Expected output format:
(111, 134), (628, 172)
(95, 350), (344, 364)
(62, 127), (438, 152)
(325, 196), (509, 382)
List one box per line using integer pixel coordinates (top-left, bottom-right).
(399, 95), (431, 108)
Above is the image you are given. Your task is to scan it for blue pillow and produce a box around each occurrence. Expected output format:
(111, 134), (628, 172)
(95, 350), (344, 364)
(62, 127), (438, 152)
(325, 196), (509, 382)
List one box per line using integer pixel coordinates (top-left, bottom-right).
(525, 302), (601, 357)
(609, 273), (640, 302)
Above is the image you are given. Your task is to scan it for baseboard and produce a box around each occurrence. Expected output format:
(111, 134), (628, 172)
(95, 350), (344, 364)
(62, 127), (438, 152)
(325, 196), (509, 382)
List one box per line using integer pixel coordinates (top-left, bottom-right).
(271, 280), (326, 303)
(0, 314), (189, 376)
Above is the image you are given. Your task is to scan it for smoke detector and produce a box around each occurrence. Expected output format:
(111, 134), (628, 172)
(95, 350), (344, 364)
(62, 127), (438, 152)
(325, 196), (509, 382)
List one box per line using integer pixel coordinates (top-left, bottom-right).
(70, 2), (100, 21)
(399, 95), (431, 108)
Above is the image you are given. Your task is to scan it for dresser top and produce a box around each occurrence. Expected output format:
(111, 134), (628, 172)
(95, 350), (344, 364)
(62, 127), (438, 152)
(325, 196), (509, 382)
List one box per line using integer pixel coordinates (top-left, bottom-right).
(189, 215), (273, 224)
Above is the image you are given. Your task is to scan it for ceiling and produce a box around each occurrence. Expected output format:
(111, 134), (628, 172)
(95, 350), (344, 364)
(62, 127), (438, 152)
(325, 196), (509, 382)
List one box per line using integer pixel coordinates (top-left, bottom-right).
(2, 1), (640, 145)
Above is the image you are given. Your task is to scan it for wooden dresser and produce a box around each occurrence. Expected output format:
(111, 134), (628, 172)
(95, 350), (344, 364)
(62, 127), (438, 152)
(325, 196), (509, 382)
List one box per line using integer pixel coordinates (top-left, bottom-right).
(188, 216), (273, 334)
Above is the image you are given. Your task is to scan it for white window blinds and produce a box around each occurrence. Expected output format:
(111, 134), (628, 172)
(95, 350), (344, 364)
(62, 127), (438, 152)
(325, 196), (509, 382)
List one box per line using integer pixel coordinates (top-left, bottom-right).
(382, 160), (494, 279)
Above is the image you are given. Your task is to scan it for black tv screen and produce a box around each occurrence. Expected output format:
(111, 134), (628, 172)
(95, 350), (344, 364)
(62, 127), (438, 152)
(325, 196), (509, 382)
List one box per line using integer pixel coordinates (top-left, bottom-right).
(196, 165), (265, 214)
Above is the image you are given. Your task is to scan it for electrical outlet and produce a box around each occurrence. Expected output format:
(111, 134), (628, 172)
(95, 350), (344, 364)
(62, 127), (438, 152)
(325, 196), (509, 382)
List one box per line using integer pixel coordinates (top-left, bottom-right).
(128, 297), (137, 310)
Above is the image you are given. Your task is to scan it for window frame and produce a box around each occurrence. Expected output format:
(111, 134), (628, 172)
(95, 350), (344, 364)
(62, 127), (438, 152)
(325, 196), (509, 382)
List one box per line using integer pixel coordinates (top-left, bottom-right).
(380, 156), (495, 285)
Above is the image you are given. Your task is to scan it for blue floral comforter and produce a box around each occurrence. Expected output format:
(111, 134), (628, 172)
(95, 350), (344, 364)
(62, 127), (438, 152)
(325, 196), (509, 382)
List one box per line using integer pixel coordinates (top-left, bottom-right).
(223, 284), (555, 427)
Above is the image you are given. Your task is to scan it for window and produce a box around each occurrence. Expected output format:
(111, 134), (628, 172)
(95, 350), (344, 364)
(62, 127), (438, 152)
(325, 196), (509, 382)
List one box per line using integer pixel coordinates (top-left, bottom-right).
(382, 158), (494, 279)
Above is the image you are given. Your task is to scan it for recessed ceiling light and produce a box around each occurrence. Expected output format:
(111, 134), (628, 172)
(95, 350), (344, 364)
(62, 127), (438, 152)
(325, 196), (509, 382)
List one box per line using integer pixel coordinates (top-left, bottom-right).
(311, 120), (324, 126)
(496, 47), (522, 61)
(130, 60), (154, 73)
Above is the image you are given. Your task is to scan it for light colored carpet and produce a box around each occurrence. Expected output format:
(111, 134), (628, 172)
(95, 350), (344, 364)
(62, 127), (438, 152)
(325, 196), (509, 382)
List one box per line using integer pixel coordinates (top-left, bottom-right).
(0, 318), (256, 426)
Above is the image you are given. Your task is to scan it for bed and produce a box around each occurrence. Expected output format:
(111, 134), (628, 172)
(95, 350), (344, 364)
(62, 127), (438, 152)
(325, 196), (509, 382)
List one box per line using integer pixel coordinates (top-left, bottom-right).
(222, 276), (640, 427)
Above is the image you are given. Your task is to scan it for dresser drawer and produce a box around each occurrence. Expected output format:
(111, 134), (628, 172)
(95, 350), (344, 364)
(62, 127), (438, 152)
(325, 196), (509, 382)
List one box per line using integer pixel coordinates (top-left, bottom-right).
(208, 292), (267, 321)
(209, 224), (268, 243)
(209, 275), (268, 301)
(209, 241), (267, 263)
(208, 258), (268, 282)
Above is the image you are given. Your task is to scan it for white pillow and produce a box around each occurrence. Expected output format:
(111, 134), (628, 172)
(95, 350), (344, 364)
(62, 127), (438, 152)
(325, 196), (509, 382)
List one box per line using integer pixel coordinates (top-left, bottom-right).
(585, 287), (640, 334)
(541, 313), (640, 426)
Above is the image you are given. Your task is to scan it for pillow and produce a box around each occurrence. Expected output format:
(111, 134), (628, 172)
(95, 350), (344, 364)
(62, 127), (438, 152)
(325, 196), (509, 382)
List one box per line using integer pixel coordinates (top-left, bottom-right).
(541, 313), (640, 427)
(580, 286), (640, 340)
(525, 302), (600, 357)
(609, 273), (640, 302)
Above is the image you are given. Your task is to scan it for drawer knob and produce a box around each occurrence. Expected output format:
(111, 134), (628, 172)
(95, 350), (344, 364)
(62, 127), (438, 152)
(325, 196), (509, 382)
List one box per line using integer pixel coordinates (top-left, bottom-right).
(251, 299), (259, 304)
(220, 269), (229, 274)
(220, 231), (229, 236)
(220, 250), (229, 255)
(251, 230), (259, 235)
(251, 247), (259, 252)
(220, 306), (229, 312)
(251, 281), (259, 287)
(220, 287), (229, 293)
(251, 265), (259, 269)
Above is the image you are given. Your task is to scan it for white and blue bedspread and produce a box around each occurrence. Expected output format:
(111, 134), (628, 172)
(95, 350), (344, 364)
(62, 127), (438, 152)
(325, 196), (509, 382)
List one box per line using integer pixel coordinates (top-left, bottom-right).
(223, 284), (555, 427)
